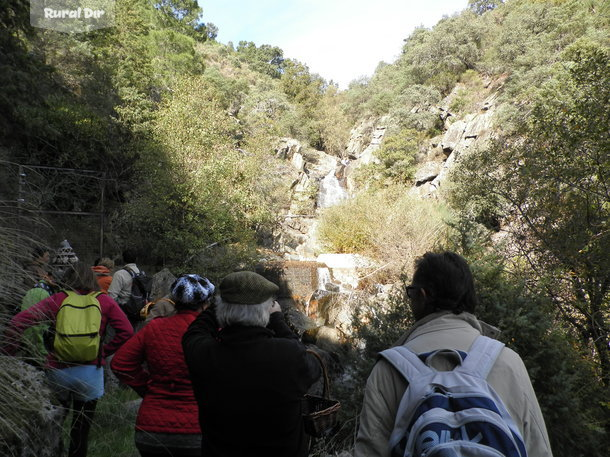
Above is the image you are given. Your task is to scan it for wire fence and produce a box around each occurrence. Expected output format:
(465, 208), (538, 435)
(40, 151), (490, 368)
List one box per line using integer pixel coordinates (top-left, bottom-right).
(1, 160), (107, 268)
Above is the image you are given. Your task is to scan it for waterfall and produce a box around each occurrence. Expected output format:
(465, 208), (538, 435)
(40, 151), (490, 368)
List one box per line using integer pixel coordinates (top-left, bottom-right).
(317, 267), (332, 290)
(317, 168), (348, 209)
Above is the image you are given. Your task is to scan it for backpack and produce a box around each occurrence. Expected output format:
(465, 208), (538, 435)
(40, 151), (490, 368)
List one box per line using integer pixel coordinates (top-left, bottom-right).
(51, 291), (103, 363)
(122, 267), (153, 319)
(380, 335), (527, 457)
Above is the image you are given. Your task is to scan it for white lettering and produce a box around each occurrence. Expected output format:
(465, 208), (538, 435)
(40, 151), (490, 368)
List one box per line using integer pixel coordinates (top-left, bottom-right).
(41, 6), (106, 20)
(84, 8), (106, 19)
(416, 427), (485, 453)
(417, 430), (439, 452)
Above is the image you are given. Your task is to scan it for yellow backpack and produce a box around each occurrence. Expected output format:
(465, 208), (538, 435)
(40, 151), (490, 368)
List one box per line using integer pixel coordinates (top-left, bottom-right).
(53, 291), (102, 363)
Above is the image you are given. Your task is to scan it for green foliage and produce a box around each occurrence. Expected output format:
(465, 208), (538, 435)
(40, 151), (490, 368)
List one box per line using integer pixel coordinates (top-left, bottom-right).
(314, 86), (352, 157)
(200, 66), (249, 112)
(120, 75), (289, 271)
(241, 85), (293, 137)
(148, 29), (203, 86)
(154, 0), (208, 41)
(449, 39), (610, 386)
(279, 59), (326, 147)
(357, 129), (424, 187)
(469, 0), (504, 15)
(390, 84), (443, 132)
(236, 41), (285, 78)
(401, 12), (484, 93)
(375, 129), (421, 183)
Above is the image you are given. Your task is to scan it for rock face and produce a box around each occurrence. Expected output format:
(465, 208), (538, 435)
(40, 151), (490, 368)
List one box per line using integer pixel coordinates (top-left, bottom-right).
(0, 356), (64, 457)
(269, 84), (501, 350)
(274, 139), (350, 259)
(415, 88), (499, 197)
(150, 267), (176, 301)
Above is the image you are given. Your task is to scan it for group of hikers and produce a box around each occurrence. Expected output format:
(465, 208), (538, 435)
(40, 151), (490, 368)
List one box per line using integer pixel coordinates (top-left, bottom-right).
(1, 246), (553, 457)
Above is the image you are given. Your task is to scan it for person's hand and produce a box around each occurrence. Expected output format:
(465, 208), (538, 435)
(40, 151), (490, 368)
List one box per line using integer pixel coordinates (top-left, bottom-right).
(270, 300), (282, 314)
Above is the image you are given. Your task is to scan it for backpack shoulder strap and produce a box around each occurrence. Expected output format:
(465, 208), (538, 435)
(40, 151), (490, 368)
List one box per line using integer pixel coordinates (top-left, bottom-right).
(457, 335), (505, 379)
(379, 345), (435, 382)
(89, 291), (103, 300)
(60, 289), (75, 301)
(123, 266), (135, 277)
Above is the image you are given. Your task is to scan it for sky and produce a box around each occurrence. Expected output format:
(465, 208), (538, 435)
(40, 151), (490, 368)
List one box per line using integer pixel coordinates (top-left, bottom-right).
(197, 0), (469, 89)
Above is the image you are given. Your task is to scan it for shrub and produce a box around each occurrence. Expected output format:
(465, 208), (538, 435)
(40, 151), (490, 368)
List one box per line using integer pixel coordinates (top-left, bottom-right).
(318, 189), (450, 282)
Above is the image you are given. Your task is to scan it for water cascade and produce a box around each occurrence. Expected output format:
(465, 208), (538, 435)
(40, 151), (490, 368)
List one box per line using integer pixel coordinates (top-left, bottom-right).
(317, 167), (348, 209)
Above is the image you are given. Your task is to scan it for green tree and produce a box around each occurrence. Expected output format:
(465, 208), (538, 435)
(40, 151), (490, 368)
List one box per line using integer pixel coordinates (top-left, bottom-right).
(316, 86), (351, 157)
(469, 0), (504, 15)
(121, 75), (286, 268)
(154, 0), (207, 40)
(280, 59), (325, 147)
(236, 41), (285, 78)
(373, 129), (423, 184)
(449, 39), (610, 385)
(401, 12), (484, 93)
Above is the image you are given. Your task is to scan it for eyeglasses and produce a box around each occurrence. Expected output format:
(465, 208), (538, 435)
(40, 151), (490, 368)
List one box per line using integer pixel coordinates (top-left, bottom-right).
(406, 285), (419, 298)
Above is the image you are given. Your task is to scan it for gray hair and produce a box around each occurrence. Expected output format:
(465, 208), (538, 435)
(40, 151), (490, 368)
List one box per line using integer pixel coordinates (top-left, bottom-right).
(215, 296), (273, 327)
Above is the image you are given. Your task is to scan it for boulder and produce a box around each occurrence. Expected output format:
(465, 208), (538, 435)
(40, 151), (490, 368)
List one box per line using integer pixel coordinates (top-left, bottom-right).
(275, 138), (302, 159)
(346, 118), (377, 157)
(440, 120), (466, 153)
(0, 356), (63, 457)
(291, 152), (304, 171)
(415, 162), (443, 186)
(463, 111), (493, 139)
(150, 268), (176, 302)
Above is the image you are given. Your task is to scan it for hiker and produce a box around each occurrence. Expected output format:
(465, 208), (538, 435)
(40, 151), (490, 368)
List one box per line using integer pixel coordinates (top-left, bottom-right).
(24, 245), (51, 287)
(182, 271), (321, 457)
(111, 274), (215, 457)
(2, 262), (133, 457)
(354, 251), (552, 457)
(143, 268), (177, 323)
(144, 294), (176, 322)
(92, 257), (114, 293)
(108, 249), (142, 329)
(50, 239), (79, 281)
(18, 271), (59, 366)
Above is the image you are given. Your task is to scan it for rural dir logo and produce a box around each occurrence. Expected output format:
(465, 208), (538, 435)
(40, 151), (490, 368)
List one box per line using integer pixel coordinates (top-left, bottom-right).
(31, 0), (115, 33)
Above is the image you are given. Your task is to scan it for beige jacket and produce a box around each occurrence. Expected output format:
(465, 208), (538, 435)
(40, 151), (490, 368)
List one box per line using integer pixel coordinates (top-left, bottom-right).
(108, 263), (140, 305)
(354, 311), (552, 457)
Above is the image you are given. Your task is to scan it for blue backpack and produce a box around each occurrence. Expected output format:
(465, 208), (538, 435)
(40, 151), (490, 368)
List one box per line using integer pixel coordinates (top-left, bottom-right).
(380, 335), (527, 457)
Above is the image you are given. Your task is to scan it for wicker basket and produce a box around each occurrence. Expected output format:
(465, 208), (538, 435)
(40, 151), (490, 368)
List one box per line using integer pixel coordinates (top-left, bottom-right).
(302, 350), (341, 437)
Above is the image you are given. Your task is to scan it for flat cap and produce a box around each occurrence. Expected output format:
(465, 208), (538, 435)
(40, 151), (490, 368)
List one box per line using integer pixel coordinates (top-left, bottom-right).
(219, 271), (279, 305)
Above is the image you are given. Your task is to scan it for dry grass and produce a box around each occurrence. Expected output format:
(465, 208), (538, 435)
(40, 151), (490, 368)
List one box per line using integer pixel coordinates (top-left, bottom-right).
(318, 188), (452, 282)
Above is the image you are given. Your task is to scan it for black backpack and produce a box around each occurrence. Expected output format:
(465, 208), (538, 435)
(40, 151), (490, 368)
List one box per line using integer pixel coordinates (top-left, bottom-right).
(122, 267), (153, 319)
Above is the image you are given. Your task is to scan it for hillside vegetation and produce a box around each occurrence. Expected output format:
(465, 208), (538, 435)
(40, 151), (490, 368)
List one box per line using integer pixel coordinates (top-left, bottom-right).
(1, 0), (608, 455)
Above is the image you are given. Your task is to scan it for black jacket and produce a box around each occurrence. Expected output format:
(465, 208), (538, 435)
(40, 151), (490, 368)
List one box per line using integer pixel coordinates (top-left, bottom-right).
(182, 308), (321, 457)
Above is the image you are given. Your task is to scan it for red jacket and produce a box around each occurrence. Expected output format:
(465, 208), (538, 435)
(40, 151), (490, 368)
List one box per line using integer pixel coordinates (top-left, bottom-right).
(3, 290), (133, 369)
(111, 310), (201, 434)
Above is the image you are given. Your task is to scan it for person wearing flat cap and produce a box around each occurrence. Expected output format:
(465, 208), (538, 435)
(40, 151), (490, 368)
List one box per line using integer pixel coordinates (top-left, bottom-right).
(112, 274), (215, 457)
(182, 271), (322, 457)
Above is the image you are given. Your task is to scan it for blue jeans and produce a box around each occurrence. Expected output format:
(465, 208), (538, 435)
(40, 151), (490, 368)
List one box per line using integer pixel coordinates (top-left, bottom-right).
(46, 365), (104, 402)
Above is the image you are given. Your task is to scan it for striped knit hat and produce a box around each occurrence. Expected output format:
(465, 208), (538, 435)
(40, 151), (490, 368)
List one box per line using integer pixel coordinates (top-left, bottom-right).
(170, 274), (215, 306)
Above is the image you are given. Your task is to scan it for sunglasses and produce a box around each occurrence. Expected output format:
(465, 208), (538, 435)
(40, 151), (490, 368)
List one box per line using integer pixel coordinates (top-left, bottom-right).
(406, 285), (419, 298)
